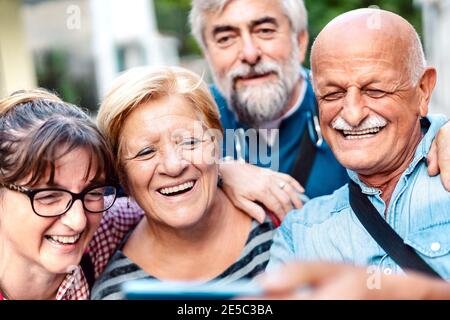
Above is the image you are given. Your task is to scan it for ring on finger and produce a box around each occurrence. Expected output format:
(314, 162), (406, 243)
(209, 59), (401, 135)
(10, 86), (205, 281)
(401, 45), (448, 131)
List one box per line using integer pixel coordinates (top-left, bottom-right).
(278, 181), (287, 189)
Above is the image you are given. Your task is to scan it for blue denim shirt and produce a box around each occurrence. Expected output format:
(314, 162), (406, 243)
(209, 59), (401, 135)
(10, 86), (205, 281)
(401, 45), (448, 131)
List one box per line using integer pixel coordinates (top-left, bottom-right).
(267, 114), (450, 280)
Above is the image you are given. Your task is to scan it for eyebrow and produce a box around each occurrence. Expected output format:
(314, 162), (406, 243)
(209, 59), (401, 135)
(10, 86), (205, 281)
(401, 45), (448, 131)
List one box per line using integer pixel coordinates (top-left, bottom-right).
(211, 16), (279, 37)
(249, 16), (278, 29)
(212, 25), (239, 37)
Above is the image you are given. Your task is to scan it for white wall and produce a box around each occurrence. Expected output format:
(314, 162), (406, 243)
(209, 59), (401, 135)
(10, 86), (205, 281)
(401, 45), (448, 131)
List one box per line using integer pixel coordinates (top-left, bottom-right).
(0, 0), (36, 97)
(417, 0), (450, 117)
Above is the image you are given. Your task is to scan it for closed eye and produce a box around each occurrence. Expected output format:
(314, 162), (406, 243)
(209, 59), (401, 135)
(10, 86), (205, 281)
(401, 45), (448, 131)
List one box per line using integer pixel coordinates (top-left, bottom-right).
(134, 147), (156, 159)
(363, 89), (388, 98)
(322, 91), (346, 101)
(34, 191), (66, 205)
(180, 138), (202, 149)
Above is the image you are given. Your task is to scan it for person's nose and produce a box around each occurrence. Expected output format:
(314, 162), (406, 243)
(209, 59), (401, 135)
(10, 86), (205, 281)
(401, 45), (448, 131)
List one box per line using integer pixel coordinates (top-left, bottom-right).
(341, 87), (369, 127)
(160, 145), (188, 177)
(239, 34), (261, 65)
(60, 199), (87, 233)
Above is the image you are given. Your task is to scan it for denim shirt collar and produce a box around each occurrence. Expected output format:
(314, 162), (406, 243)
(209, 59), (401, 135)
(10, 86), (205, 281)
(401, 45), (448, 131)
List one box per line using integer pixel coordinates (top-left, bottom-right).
(346, 115), (448, 196)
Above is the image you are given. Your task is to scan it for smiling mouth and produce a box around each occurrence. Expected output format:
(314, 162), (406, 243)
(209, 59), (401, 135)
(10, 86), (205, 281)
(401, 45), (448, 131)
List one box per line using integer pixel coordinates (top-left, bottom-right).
(44, 233), (82, 246)
(157, 180), (196, 197)
(339, 127), (385, 140)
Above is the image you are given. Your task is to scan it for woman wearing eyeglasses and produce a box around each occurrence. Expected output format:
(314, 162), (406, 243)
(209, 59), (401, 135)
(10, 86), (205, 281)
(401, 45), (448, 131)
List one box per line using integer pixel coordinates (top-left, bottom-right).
(0, 88), (300, 300)
(0, 90), (135, 300)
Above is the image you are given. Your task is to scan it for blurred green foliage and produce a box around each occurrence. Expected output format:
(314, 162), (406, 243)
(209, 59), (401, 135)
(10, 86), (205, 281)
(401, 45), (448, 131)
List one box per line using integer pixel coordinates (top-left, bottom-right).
(154, 0), (201, 56)
(304, 0), (422, 66)
(153, 0), (422, 65)
(36, 49), (98, 113)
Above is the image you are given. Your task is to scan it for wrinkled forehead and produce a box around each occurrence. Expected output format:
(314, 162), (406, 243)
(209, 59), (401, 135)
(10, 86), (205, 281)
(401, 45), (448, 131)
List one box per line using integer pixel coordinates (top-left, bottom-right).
(141, 113), (208, 137)
(120, 108), (213, 151)
(123, 99), (205, 134)
(312, 32), (409, 83)
(312, 12), (411, 71)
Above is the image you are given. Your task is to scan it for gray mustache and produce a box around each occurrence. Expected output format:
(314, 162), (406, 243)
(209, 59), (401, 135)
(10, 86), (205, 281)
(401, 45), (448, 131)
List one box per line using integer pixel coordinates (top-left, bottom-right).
(229, 62), (280, 82)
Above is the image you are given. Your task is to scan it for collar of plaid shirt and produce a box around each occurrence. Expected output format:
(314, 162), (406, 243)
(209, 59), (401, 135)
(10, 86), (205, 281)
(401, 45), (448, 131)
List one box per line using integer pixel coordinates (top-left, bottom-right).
(0, 266), (89, 300)
(56, 266), (90, 300)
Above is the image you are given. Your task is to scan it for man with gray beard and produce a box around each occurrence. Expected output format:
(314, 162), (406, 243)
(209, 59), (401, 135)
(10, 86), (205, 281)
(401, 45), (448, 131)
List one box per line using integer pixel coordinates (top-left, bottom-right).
(189, 0), (349, 201)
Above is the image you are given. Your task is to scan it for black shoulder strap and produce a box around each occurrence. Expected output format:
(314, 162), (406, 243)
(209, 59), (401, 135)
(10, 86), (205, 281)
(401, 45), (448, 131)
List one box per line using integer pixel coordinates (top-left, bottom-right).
(80, 252), (96, 290)
(348, 180), (442, 279)
(291, 116), (317, 186)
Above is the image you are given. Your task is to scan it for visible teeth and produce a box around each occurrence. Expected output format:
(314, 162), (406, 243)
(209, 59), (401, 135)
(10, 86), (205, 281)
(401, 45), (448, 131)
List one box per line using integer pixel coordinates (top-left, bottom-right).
(345, 134), (376, 140)
(48, 234), (81, 244)
(343, 127), (382, 137)
(160, 181), (195, 195)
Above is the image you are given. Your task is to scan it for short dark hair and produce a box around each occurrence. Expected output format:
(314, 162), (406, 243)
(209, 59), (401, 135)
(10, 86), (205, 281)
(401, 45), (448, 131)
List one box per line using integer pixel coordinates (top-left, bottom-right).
(0, 89), (117, 188)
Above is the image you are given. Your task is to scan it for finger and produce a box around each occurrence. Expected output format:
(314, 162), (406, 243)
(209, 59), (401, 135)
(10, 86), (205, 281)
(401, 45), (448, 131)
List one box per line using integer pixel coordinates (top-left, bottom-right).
(270, 185), (294, 218)
(436, 130), (450, 191)
(308, 278), (362, 300)
(277, 173), (305, 193)
(441, 168), (450, 192)
(283, 183), (304, 209)
(427, 140), (440, 177)
(259, 262), (351, 295)
(273, 181), (303, 211)
(257, 190), (285, 219)
(235, 198), (266, 224)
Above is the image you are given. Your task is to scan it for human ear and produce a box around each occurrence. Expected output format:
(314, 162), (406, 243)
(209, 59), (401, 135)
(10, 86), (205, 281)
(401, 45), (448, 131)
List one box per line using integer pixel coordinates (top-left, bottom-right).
(297, 30), (309, 65)
(417, 67), (437, 117)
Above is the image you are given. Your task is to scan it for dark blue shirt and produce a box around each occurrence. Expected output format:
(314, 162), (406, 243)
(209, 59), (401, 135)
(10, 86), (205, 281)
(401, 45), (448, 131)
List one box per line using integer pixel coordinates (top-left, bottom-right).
(211, 76), (348, 199)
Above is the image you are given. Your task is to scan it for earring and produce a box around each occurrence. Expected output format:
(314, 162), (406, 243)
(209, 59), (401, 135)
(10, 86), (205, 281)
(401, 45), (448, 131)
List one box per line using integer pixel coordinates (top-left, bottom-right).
(127, 197), (131, 209)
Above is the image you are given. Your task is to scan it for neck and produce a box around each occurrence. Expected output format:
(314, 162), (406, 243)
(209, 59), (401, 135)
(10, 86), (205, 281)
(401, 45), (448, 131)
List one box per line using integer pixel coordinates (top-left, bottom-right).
(143, 189), (250, 251)
(0, 240), (64, 300)
(128, 189), (252, 280)
(358, 129), (423, 208)
(280, 78), (303, 118)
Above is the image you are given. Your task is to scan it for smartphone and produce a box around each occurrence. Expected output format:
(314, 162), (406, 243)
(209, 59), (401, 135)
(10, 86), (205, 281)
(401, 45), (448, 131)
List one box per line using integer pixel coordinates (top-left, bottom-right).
(122, 279), (263, 300)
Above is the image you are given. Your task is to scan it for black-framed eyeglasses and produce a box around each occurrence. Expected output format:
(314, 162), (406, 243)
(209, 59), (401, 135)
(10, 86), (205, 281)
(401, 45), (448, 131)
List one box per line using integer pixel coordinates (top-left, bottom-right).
(0, 183), (118, 218)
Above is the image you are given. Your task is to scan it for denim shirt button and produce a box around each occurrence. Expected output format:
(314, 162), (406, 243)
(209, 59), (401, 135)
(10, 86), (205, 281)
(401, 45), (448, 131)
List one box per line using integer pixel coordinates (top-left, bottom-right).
(430, 242), (441, 252)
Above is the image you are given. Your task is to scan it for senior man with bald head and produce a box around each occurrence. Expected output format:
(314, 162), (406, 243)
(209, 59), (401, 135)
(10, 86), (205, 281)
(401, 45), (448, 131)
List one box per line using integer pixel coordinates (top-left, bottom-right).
(188, 0), (450, 224)
(267, 8), (450, 280)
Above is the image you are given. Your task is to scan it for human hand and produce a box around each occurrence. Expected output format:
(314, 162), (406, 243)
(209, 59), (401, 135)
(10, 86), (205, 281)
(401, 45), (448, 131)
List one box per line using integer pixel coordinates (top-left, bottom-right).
(427, 121), (450, 191)
(256, 262), (450, 300)
(219, 160), (305, 223)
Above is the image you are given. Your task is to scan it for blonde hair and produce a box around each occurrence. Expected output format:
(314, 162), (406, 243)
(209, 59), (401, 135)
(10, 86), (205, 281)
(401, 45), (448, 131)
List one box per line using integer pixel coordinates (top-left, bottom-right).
(0, 89), (62, 114)
(97, 66), (223, 172)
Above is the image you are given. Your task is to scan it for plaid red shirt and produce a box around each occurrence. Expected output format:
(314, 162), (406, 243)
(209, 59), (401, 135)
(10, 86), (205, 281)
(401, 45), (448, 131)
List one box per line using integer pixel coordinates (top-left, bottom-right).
(0, 197), (144, 300)
(87, 197), (144, 278)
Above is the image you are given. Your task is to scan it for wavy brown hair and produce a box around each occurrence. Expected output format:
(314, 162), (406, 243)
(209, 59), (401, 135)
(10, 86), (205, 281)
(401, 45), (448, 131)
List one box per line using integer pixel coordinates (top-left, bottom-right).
(0, 89), (117, 188)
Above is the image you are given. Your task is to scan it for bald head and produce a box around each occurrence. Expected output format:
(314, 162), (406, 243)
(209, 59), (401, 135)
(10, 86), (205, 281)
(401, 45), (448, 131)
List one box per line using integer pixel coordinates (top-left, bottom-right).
(311, 9), (426, 85)
(309, 8), (437, 181)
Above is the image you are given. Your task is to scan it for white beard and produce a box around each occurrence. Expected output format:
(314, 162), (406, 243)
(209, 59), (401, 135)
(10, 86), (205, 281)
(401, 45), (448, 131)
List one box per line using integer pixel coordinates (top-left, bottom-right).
(211, 45), (300, 128)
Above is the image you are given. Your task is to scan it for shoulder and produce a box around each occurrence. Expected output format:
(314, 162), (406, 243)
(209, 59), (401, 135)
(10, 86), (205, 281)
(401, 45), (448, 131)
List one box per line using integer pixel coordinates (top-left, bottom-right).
(408, 164), (450, 219)
(210, 84), (227, 110)
(87, 197), (144, 276)
(282, 184), (350, 229)
(100, 197), (144, 228)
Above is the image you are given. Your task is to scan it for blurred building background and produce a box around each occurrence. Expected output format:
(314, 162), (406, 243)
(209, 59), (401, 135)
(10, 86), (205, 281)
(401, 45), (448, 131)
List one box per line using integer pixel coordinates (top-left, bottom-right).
(416, 0), (450, 116)
(0, 0), (448, 116)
